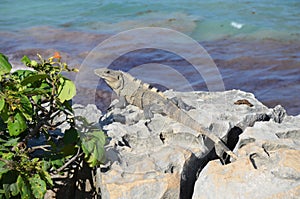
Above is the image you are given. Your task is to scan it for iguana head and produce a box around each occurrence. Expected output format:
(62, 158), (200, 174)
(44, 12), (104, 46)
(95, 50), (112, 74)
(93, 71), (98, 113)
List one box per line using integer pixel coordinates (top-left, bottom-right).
(94, 68), (124, 92)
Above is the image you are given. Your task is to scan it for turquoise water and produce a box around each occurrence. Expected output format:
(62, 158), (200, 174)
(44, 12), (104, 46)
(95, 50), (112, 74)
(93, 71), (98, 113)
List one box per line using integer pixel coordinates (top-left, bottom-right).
(1, 0), (299, 41)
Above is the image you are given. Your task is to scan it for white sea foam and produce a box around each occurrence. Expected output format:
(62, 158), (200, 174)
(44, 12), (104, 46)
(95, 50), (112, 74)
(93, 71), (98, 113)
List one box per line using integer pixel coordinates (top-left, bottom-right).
(230, 21), (244, 29)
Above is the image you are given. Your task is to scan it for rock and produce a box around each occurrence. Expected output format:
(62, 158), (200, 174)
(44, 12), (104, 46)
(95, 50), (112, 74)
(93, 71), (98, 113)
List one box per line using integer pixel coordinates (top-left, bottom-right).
(97, 89), (291, 199)
(192, 108), (300, 199)
(73, 103), (102, 124)
(51, 103), (102, 134)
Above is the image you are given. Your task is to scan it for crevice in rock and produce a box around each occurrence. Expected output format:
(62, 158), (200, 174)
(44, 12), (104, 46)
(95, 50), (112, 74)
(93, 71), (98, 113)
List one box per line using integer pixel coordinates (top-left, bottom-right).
(164, 164), (175, 174)
(230, 110), (285, 151)
(221, 126), (243, 164)
(239, 113), (271, 129)
(270, 105), (286, 123)
(179, 151), (213, 199)
(118, 136), (131, 147)
(249, 154), (258, 169)
(226, 126), (244, 151)
(262, 147), (270, 157)
(100, 166), (110, 173)
(275, 130), (300, 139)
(238, 138), (256, 149)
(159, 132), (166, 143)
(262, 142), (291, 151)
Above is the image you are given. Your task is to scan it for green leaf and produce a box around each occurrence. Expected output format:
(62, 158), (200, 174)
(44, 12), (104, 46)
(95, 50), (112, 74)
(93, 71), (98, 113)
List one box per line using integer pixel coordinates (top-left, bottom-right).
(20, 74), (48, 86)
(0, 53), (12, 75)
(62, 127), (78, 156)
(21, 56), (31, 66)
(0, 161), (9, 175)
(22, 88), (48, 96)
(62, 100), (73, 113)
(3, 137), (19, 147)
(10, 182), (19, 196)
(63, 127), (78, 145)
(39, 169), (53, 187)
(0, 189), (5, 199)
(17, 176), (31, 199)
(31, 95), (41, 104)
(41, 161), (50, 171)
(61, 144), (76, 156)
(0, 104), (9, 122)
(0, 98), (4, 112)
(1, 153), (13, 161)
(1, 170), (18, 185)
(8, 112), (27, 136)
(57, 77), (76, 103)
(12, 70), (35, 81)
(50, 159), (64, 169)
(3, 184), (10, 198)
(80, 130), (106, 167)
(29, 174), (47, 199)
(19, 95), (32, 121)
(30, 60), (38, 67)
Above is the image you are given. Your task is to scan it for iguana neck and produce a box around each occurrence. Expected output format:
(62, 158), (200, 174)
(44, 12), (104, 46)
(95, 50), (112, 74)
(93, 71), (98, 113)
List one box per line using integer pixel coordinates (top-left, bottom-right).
(119, 72), (165, 109)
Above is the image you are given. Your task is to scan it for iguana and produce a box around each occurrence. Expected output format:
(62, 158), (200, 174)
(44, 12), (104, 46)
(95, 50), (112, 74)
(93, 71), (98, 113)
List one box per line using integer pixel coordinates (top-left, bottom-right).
(95, 68), (237, 160)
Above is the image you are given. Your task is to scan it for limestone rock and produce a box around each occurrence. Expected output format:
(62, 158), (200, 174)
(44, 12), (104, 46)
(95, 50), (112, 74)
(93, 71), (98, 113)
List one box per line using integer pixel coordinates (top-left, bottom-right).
(97, 89), (288, 199)
(73, 103), (102, 124)
(192, 110), (300, 199)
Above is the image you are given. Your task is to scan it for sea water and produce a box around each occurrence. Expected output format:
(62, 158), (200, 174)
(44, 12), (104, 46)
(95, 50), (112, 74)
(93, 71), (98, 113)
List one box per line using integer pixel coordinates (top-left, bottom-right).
(0, 0), (299, 115)
(1, 0), (299, 41)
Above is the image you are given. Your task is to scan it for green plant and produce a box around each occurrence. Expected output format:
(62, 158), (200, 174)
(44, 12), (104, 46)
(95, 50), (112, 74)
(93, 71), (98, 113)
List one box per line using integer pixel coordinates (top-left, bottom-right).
(0, 138), (52, 198)
(0, 53), (106, 198)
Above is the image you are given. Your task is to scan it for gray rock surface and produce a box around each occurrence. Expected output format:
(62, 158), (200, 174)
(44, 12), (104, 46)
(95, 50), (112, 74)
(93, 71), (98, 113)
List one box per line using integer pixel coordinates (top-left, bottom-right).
(95, 89), (298, 199)
(192, 107), (300, 198)
(73, 103), (102, 124)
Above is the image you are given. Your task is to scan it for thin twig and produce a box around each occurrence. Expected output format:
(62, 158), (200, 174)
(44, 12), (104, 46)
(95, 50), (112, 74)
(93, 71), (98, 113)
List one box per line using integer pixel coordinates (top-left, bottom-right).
(28, 145), (51, 153)
(46, 120), (65, 128)
(56, 148), (81, 173)
(50, 110), (62, 123)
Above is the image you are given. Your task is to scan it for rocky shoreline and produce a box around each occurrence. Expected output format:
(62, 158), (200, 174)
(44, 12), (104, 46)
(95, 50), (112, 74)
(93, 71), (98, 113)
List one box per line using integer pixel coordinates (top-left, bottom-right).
(76, 89), (300, 199)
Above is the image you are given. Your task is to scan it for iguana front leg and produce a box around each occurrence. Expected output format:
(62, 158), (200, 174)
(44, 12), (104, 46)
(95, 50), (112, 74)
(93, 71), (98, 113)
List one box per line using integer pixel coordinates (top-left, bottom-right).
(170, 97), (195, 111)
(108, 96), (128, 111)
(143, 103), (166, 119)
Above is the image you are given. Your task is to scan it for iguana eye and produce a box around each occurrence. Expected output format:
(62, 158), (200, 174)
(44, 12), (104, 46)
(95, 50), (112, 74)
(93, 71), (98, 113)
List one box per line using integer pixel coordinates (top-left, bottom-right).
(106, 70), (110, 74)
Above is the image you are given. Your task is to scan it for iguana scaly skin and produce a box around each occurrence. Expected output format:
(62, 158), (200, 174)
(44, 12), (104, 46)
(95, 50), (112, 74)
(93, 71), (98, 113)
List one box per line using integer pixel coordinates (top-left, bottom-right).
(95, 68), (237, 160)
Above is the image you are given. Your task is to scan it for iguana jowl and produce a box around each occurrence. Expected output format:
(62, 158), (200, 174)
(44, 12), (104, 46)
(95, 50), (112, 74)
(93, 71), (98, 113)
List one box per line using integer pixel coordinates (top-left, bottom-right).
(95, 68), (237, 160)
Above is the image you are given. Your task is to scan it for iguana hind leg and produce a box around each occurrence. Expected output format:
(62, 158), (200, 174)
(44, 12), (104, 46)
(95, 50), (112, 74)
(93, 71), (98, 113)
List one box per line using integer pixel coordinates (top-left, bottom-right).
(215, 141), (238, 162)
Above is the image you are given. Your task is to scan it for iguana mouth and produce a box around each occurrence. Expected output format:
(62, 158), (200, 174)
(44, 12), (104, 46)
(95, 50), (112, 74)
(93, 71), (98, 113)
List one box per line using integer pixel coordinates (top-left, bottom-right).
(94, 68), (118, 82)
